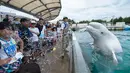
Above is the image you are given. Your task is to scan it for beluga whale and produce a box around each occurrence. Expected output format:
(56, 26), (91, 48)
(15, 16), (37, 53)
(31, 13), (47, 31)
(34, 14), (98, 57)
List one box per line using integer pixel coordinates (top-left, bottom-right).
(86, 22), (123, 65)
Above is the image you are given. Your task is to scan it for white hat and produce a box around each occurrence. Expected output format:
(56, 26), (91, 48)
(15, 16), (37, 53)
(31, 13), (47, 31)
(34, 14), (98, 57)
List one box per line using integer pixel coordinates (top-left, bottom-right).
(31, 20), (36, 23)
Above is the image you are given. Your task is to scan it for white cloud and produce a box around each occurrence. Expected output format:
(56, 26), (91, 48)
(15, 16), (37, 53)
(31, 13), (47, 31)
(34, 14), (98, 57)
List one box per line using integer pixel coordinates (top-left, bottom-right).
(52, 0), (130, 22)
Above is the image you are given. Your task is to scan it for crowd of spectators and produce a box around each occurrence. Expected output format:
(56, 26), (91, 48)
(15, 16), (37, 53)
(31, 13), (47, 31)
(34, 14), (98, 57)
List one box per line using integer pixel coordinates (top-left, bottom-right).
(0, 16), (69, 73)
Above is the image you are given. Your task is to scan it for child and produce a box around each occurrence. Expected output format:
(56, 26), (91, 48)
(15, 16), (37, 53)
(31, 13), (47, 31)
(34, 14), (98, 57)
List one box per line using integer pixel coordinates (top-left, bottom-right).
(11, 25), (24, 53)
(29, 21), (39, 50)
(46, 25), (54, 46)
(57, 21), (62, 38)
(52, 27), (57, 45)
(0, 22), (22, 73)
(29, 21), (42, 60)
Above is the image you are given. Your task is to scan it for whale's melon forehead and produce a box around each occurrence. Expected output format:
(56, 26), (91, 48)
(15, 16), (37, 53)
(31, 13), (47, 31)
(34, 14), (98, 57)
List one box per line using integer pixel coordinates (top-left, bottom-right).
(89, 22), (105, 29)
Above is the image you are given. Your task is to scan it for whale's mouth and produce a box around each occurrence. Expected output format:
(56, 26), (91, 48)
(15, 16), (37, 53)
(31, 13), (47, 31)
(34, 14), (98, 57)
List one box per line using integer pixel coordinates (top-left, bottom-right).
(86, 26), (99, 39)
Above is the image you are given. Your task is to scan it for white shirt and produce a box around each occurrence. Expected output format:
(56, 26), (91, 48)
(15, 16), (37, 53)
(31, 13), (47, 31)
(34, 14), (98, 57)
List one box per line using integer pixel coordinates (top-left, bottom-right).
(61, 22), (69, 29)
(57, 27), (61, 33)
(57, 27), (62, 36)
(61, 22), (65, 30)
(41, 25), (46, 34)
(53, 31), (57, 38)
(29, 27), (39, 42)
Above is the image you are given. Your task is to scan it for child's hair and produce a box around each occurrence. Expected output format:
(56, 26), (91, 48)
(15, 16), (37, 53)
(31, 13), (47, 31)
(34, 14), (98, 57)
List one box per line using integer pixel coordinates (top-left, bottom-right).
(46, 25), (52, 29)
(17, 63), (41, 73)
(52, 27), (57, 31)
(0, 22), (11, 30)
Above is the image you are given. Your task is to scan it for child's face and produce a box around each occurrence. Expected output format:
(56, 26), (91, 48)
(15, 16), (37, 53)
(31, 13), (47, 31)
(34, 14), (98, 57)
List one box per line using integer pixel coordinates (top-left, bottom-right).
(32, 24), (36, 27)
(0, 28), (12, 38)
(48, 27), (52, 30)
(22, 21), (30, 27)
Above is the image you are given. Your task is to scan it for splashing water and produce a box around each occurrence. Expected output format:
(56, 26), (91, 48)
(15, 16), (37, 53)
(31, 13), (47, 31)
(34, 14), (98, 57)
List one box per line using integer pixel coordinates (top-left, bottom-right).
(75, 31), (130, 73)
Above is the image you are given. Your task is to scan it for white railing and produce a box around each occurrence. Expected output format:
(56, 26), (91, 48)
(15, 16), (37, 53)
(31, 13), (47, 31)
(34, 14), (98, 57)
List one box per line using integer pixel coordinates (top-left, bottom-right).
(72, 33), (91, 73)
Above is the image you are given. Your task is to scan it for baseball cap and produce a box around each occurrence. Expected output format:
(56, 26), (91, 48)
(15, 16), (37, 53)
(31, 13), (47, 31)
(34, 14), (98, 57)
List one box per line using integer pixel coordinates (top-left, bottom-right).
(31, 20), (36, 24)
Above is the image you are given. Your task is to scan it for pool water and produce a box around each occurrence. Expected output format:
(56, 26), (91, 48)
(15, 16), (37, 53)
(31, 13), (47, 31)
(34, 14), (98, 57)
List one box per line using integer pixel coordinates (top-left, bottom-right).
(75, 31), (130, 73)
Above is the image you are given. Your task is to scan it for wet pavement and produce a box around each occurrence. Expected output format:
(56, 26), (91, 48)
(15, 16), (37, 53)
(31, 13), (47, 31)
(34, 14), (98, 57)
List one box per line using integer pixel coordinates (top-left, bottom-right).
(37, 39), (71, 73)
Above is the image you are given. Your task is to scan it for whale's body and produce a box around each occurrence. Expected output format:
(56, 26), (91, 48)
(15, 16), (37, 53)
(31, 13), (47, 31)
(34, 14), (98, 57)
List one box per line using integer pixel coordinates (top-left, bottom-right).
(86, 22), (123, 64)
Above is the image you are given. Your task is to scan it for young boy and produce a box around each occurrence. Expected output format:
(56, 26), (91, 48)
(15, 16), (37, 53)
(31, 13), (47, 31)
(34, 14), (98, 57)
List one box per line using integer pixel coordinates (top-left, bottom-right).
(29, 21), (41, 59)
(0, 22), (22, 73)
(29, 20), (39, 50)
(46, 25), (54, 46)
(11, 25), (24, 53)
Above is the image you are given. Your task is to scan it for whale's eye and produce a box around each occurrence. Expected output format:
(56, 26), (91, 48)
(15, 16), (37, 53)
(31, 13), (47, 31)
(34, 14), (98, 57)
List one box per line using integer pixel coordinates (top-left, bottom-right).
(101, 32), (103, 34)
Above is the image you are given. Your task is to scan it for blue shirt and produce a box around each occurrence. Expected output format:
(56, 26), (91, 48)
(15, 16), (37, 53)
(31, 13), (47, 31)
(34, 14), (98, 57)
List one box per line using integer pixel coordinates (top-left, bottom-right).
(0, 38), (16, 59)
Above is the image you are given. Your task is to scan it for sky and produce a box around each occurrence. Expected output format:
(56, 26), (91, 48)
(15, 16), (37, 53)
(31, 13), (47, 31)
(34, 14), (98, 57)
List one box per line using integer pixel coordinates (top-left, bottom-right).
(52, 0), (130, 22)
(1, 0), (130, 22)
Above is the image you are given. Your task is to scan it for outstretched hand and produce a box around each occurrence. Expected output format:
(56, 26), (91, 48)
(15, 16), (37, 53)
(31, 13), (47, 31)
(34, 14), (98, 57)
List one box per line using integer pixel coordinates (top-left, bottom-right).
(0, 58), (12, 66)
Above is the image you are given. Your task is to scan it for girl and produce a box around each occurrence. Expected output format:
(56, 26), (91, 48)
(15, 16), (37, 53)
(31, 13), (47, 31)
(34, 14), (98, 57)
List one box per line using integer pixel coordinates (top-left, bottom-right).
(0, 22), (22, 73)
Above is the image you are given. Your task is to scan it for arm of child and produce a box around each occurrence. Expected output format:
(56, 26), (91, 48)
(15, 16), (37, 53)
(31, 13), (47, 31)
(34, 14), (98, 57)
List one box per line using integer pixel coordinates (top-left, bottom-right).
(0, 58), (11, 66)
(19, 38), (24, 53)
(15, 31), (24, 53)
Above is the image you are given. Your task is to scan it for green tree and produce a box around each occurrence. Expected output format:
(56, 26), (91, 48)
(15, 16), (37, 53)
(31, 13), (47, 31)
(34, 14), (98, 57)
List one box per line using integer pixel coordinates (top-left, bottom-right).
(91, 19), (106, 23)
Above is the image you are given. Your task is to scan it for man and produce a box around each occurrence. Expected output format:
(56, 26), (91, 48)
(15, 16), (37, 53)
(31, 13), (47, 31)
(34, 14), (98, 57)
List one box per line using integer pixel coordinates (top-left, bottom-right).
(3, 15), (11, 23)
(36, 18), (47, 38)
(18, 18), (33, 56)
(60, 17), (70, 59)
(61, 17), (69, 35)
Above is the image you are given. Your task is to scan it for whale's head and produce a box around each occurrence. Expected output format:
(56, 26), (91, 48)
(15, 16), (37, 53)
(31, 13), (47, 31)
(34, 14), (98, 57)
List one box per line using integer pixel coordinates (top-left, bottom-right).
(86, 22), (111, 40)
